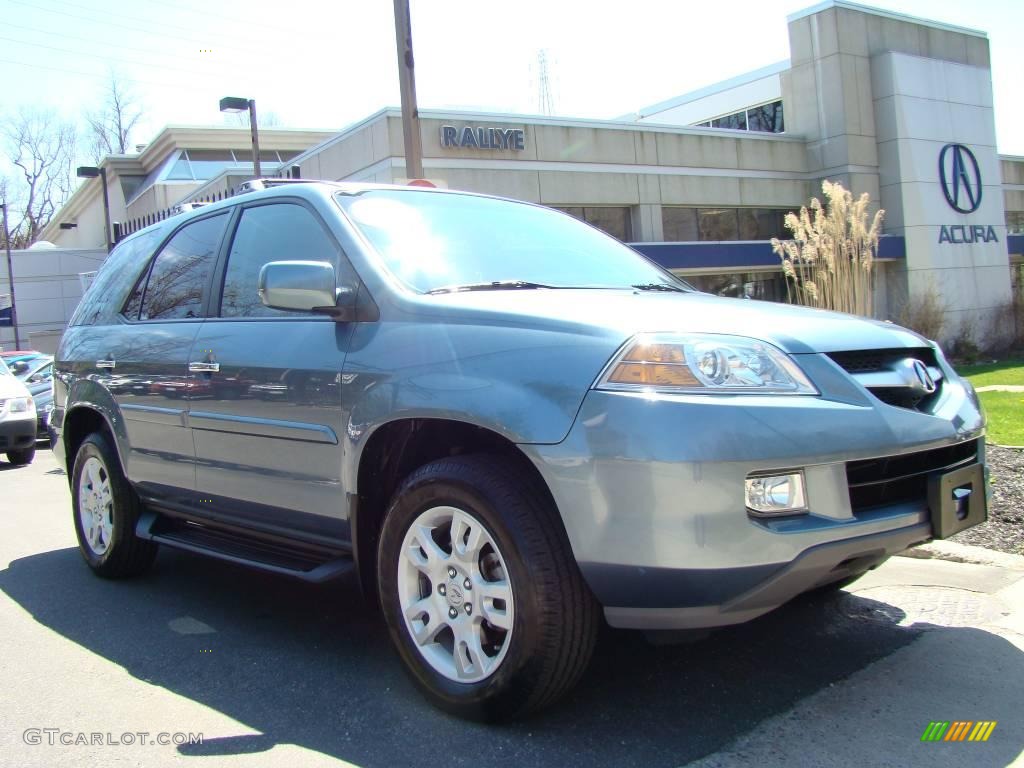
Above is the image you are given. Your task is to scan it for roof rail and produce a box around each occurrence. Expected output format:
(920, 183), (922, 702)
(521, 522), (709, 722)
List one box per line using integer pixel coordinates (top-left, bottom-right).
(237, 178), (322, 194)
(171, 202), (210, 215)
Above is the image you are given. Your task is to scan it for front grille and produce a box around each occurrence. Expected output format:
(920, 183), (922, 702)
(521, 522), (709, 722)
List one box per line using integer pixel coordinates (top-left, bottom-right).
(828, 347), (938, 374)
(846, 439), (979, 513)
(828, 348), (942, 412)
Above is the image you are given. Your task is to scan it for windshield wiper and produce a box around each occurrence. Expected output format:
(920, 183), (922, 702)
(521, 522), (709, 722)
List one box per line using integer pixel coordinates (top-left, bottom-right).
(631, 282), (687, 293)
(426, 280), (557, 295)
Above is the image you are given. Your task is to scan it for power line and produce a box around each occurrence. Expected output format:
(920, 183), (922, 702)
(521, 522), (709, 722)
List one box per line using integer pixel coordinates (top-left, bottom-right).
(132, 0), (288, 35)
(0, 56), (209, 94)
(18, 0), (283, 49)
(0, 34), (241, 80)
(3, 19), (212, 62)
(2, 0), (266, 56)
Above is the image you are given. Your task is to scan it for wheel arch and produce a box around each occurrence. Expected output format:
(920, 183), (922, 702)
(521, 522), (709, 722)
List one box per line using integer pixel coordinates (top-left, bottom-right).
(62, 405), (125, 484)
(351, 417), (564, 600)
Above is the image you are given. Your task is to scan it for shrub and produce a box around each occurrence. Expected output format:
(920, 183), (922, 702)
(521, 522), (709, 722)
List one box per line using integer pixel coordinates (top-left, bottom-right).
(897, 281), (947, 341)
(771, 180), (883, 317)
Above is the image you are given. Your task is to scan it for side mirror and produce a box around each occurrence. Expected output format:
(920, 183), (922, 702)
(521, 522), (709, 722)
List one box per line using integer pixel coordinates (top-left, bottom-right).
(258, 261), (355, 321)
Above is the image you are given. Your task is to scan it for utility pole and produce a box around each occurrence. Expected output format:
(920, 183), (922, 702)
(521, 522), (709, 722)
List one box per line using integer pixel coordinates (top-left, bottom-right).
(1, 202), (21, 350)
(393, 0), (424, 180)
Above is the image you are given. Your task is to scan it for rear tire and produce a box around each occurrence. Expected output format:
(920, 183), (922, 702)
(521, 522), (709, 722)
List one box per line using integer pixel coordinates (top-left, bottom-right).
(71, 432), (157, 578)
(377, 455), (598, 721)
(6, 446), (35, 465)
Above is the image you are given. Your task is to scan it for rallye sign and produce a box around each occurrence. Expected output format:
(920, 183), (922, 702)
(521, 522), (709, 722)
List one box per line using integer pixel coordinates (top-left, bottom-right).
(441, 125), (526, 151)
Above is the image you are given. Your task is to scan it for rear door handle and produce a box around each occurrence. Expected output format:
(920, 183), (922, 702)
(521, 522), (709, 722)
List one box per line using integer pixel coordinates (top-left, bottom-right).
(96, 359), (116, 369)
(189, 362), (220, 373)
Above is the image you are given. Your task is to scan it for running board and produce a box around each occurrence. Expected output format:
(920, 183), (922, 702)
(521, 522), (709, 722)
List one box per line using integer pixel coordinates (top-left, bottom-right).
(135, 510), (354, 583)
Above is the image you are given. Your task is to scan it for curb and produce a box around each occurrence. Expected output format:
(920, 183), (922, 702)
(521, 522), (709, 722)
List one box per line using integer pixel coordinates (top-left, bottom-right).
(898, 540), (1024, 570)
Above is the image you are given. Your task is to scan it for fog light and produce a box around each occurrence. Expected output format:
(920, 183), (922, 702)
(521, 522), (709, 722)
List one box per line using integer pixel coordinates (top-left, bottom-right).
(745, 472), (807, 515)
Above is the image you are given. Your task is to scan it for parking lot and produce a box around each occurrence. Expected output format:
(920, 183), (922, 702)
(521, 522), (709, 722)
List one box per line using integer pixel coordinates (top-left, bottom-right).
(2, 448), (1022, 768)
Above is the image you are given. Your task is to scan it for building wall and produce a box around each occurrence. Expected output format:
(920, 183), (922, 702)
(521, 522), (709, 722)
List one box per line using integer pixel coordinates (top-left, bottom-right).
(297, 111), (813, 243)
(0, 248), (106, 353)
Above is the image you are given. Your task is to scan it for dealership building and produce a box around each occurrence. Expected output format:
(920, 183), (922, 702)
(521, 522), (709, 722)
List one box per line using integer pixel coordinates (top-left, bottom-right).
(32, 0), (1024, 349)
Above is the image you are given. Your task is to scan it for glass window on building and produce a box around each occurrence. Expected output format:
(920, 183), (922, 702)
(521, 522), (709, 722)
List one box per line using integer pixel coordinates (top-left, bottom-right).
(738, 208), (789, 240)
(698, 208), (739, 240)
(1006, 211), (1024, 234)
(694, 100), (784, 134)
(664, 207), (791, 241)
(686, 270), (787, 302)
(553, 206), (632, 241)
(711, 112), (747, 130)
(747, 102), (785, 133)
(662, 207), (699, 241)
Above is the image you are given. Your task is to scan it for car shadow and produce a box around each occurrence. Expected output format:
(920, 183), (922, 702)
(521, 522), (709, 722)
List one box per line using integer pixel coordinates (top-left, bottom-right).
(0, 547), (1018, 767)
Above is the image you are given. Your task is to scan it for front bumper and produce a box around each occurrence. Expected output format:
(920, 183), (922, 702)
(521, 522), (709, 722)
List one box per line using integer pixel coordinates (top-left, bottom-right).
(522, 352), (986, 629)
(0, 416), (37, 452)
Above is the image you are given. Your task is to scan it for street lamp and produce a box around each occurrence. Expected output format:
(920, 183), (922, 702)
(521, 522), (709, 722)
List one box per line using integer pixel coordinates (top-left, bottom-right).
(219, 97), (262, 179)
(0, 202), (21, 350)
(76, 166), (112, 253)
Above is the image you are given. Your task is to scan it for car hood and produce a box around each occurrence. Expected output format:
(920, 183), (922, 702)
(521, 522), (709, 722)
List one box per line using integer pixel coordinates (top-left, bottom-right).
(0, 374), (31, 400)
(421, 289), (928, 355)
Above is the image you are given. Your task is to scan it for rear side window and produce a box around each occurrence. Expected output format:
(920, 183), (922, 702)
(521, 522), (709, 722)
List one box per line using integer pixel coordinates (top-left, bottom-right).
(70, 229), (161, 327)
(125, 213), (229, 321)
(220, 203), (342, 318)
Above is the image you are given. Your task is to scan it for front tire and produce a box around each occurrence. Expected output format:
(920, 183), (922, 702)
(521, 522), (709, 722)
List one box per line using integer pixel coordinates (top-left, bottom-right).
(71, 432), (157, 578)
(6, 446), (35, 465)
(377, 455), (599, 721)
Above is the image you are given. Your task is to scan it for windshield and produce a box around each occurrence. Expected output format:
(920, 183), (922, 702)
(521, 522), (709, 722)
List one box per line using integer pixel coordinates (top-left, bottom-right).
(336, 190), (690, 294)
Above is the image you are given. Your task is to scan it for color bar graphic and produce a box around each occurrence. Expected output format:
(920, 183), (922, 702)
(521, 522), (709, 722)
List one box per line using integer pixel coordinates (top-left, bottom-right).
(921, 721), (996, 742)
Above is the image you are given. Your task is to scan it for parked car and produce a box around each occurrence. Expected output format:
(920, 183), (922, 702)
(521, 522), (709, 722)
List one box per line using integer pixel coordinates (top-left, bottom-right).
(4, 352), (45, 377)
(0, 358), (37, 465)
(12, 354), (53, 382)
(51, 181), (988, 720)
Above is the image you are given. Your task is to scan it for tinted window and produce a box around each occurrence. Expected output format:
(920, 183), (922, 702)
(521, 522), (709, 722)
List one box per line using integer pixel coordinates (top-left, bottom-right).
(72, 229), (161, 327)
(136, 213), (228, 321)
(698, 208), (739, 241)
(553, 206), (633, 241)
(220, 203), (341, 318)
(662, 207), (699, 241)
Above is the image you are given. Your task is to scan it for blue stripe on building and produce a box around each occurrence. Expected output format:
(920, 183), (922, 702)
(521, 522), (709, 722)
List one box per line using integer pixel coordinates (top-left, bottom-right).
(631, 235), (907, 271)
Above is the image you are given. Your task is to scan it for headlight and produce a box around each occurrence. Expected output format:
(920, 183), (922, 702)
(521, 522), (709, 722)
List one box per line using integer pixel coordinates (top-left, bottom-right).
(9, 396), (34, 413)
(596, 333), (817, 394)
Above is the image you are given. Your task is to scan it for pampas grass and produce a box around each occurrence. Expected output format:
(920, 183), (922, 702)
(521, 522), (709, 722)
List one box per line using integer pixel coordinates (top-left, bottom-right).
(771, 180), (883, 317)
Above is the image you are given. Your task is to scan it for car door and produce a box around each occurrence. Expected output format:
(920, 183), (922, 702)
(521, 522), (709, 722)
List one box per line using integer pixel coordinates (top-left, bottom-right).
(188, 199), (357, 542)
(105, 212), (231, 504)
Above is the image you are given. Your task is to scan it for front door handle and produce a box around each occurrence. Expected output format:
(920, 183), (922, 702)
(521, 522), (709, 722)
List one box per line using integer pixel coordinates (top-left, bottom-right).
(188, 362), (220, 373)
(96, 359), (116, 369)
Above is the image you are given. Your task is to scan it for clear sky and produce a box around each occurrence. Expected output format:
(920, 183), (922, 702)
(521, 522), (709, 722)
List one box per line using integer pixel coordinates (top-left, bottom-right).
(0, 0), (1021, 154)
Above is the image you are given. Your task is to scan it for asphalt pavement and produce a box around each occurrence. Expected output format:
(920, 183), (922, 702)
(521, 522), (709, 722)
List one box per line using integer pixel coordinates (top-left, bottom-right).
(1, 448), (1022, 767)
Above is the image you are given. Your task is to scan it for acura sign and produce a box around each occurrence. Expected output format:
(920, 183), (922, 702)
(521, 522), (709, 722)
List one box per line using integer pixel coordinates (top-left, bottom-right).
(937, 143), (998, 245)
(939, 143), (982, 213)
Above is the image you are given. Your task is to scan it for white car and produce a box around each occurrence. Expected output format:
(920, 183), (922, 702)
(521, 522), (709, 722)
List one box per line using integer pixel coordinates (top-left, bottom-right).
(0, 361), (36, 465)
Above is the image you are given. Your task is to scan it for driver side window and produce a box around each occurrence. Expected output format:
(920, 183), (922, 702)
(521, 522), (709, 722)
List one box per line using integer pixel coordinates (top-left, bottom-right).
(220, 203), (348, 318)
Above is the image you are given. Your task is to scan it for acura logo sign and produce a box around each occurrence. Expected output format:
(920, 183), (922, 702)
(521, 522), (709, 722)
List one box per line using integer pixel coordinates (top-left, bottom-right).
(939, 144), (982, 214)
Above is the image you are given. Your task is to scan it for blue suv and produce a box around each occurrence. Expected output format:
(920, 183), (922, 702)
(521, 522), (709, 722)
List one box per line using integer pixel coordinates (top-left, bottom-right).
(52, 181), (987, 719)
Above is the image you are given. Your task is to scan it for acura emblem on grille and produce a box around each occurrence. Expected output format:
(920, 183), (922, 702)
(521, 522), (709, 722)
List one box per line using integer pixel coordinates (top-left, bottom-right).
(913, 362), (937, 397)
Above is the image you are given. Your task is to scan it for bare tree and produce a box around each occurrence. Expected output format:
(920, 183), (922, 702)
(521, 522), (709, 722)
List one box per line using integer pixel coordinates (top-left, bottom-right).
(85, 73), (144, 162)
(1, 107), (76, 247)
